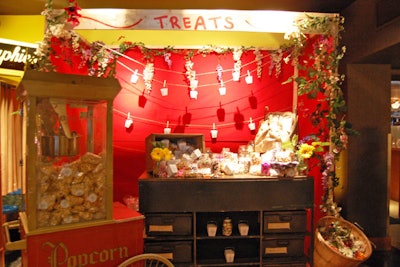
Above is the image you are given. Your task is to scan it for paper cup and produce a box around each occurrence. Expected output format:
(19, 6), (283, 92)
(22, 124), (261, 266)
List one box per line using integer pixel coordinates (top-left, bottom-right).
(124, 119), (133, 128)
(190, 79), (198, 89)
(211, 129), (218, 138)
(232, 71), (240, 81)
(207, 221), (217, 237)
(248, 122), (256, 130)
(160, 87), (168, 96)
(245, 75), (253, 84)
(224, 248), (235, 263)
(190, 90), (198, 99)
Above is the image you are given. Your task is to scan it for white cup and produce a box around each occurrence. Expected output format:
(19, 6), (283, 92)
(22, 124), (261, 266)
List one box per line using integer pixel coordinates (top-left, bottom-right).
(224, 248), (235, 263)
(164, 127), (171, 134)
(190, 79), (198, 89)
(207, 221), (217, 237)
(190, 90), (198, 99)
(124, 118), (133, 128)
(238, 221), (249, 236)
(160, 87), (168, 96)
(245, 75), (253, 84)
(248, 122), (256, 131)
(130, 73), (139, 84)
(219, 86), (226, 95)
(232, 71), (240, 81)
(211, 129), (218, 138)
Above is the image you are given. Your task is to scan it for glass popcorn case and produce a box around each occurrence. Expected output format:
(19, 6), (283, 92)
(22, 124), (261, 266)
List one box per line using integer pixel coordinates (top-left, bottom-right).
(20, 70), (121, 231)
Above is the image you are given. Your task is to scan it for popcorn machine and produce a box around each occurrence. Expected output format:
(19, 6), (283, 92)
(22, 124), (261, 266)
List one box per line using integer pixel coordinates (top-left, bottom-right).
(3, 70), (144, 267)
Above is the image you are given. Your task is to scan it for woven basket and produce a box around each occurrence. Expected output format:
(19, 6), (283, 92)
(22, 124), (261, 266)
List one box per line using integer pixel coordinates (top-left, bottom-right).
(313, 216), (373, 267)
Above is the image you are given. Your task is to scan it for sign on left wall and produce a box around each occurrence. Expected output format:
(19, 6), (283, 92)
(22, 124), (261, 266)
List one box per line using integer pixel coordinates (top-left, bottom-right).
(0, 38), (37, 85)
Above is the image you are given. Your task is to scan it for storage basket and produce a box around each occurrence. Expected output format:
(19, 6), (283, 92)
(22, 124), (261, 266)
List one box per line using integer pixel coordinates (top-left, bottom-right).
(313, 216), (372, 267)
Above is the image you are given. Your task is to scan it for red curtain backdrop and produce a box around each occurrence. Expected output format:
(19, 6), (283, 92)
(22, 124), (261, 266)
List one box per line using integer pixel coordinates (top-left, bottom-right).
(49, 36), (330, 223)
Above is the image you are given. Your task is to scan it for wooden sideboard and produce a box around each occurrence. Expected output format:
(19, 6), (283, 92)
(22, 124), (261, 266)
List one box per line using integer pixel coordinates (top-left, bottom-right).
(139, 175), (314, 266)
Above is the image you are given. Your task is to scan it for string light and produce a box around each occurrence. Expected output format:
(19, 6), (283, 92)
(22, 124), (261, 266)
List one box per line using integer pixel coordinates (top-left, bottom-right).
(124, 112), (133, 128)
(210, 123), (218, 139)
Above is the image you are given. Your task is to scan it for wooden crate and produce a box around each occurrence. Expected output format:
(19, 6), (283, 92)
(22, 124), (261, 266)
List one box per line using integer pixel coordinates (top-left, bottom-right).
(145, 133), (205, 174)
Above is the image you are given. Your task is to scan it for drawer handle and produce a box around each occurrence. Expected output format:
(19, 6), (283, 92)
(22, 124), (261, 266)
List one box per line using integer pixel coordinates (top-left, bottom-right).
(162, 218), (175, 223)
(279, 215), (293, 221)
(277, 240), (290, 246)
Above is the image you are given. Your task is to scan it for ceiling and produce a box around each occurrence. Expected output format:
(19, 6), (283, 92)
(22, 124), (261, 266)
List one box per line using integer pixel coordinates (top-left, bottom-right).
(0, 0), (356, 15)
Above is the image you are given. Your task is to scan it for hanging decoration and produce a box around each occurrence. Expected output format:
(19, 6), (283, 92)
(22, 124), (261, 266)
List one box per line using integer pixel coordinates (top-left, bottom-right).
(160, 80), (168, 96)
(124, 112), (133, 128)
(232, 48), (243, 81)
(143, 62), (154, 94)
(216, 64), (223, 82)
(248, 117), (256, 131)
(185, 58), (196, 87)
(253, 49), (263, 79)
(64, 0), (81, 26)
(163, 52), (172, 69)
(218, 81), (226, 96)
(245, 70), (253, 85)
(164, 121), (171, 134)
(130, 69), (139, 84)
(210, 123), (218, 139)
(270, 48), (283, 77)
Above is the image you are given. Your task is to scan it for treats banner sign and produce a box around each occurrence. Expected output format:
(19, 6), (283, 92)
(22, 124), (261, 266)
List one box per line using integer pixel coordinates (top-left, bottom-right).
(76, 9), (328, 33)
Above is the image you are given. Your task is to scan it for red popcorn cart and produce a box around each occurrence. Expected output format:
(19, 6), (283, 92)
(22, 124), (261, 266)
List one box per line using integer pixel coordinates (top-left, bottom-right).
(3, 70), (144, 267)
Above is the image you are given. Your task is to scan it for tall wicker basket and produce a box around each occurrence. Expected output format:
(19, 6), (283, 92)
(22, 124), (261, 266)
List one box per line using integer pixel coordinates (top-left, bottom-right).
(313, 216), (373, 267)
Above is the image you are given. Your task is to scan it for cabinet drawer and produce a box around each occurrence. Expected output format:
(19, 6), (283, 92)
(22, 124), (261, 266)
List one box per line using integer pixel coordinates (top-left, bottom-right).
(146, 213), (192, 236)
(262, 236), (304, 258)
(145, 241), (193, 263)
(263, 211), (306, 233)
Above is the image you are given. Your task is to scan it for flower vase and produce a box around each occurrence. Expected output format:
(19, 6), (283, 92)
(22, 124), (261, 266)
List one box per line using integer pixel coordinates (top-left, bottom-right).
(153, 160), (167, 178)
(153, 161), (160, 177)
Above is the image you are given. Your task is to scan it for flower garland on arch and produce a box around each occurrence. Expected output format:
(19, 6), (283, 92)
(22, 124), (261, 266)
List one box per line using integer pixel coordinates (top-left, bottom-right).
(282, 14), (358, 217)
(32, 0), (270, 80)
(31, 0), (355, 217)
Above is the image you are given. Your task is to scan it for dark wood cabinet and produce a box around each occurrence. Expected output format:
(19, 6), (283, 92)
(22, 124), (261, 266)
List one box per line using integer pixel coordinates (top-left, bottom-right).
(139, 175), (314, 266)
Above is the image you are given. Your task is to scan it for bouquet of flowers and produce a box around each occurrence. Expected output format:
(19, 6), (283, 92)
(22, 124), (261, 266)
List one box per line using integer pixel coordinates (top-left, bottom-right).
(150, 141), (172, 177)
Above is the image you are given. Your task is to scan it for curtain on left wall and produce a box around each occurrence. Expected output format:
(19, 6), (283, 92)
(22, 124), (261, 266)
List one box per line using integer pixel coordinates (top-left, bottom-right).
(0, 82), (25, 195)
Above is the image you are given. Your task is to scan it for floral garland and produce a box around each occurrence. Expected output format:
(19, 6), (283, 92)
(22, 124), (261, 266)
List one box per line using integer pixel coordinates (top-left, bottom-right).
(31, 1), (353, 217)
(282, 15), (358, 217)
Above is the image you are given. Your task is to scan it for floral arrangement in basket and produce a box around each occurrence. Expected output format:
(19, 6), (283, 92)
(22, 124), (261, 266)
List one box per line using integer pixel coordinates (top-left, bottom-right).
(150, 141), (172, 177)
(317, 218), (371, 261)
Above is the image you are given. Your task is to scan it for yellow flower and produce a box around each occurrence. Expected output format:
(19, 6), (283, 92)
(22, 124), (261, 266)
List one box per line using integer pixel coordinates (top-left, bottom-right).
(151, 147), (172, 162)
(298, 143), (315, 159)
(150, 147), (164, 162)
(162, 147), (172, 161)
